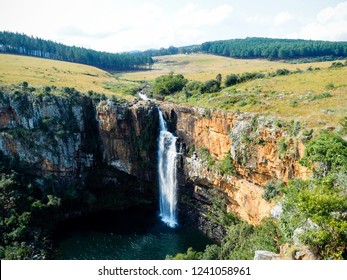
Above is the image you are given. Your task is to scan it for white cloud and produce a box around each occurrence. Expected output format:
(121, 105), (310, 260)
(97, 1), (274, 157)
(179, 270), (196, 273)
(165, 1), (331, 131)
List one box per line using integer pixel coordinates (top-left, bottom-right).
(291, 1), (347, 41)
(274, 11), (293, 25)
(177, 3), (233, 28)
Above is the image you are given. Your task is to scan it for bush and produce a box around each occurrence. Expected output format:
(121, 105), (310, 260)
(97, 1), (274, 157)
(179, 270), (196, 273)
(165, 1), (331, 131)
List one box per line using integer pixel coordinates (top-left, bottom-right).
(153, 73), (188, 96)
(330, 62), (344, 68)
(280, 178), (347, 259)
(262, 180), (284, 201)
(202, 79), (221, 93)
(196, 147), (215, 167)
(299, 132), (347, 175)
(183, 80), (204, 98)
(275, 68), (291, 76)
(225, 74), (240, 86)
(215, 153), (235, 176)
(277, 138), (288, 157)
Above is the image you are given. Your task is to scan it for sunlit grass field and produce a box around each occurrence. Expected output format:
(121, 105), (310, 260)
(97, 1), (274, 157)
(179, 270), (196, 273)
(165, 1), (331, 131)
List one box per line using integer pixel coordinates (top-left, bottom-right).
(166, 66), (347, 129)
(1, 53), (346, 129)
(0, 54), (138, 98)
(120, 53), (338, 82)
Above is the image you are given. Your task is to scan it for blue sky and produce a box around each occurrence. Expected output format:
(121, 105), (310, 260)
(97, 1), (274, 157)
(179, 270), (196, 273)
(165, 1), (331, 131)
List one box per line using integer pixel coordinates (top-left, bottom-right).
(0, 0), (346, 52)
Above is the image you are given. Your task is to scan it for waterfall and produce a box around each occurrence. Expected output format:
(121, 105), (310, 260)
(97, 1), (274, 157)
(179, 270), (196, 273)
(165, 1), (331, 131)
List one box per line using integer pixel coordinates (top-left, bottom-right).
(157, 109), (178, 228)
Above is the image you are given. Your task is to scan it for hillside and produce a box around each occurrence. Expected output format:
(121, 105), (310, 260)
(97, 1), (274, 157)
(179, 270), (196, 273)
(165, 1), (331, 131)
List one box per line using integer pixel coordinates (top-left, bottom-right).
(0, 31), (153, 71)
(121, 53), (339, 81)
(121, 54), (347, 130)
(0, 54), (140, 98)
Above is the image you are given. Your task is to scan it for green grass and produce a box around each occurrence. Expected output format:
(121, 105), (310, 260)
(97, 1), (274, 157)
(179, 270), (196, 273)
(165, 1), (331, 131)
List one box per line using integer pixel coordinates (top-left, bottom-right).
(120, 53), (339, 82)
(1, 53), (346, 130)
(0, 54), (140, 99)
(164, 66), (347, 130)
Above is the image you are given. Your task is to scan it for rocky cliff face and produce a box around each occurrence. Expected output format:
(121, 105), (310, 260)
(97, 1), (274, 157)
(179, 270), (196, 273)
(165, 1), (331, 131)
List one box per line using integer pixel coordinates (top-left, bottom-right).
(0, 91), (97, 180)
(0, 88), (310, 226)
(159, 103), (311, 225)
(96, 100), (158, 181)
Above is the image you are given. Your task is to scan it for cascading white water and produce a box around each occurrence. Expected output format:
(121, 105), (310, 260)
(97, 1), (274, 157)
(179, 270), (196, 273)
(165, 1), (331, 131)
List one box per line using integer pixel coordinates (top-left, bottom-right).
(158, 109), (178, 228)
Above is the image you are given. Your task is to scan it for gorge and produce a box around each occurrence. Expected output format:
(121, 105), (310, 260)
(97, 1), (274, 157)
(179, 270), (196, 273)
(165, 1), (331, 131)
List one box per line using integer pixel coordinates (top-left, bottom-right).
(0, 85), (315, 259)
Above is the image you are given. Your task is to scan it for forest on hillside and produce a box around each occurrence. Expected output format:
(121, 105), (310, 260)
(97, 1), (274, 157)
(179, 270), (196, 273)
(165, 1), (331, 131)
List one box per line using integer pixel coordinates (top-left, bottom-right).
(1, 32), (347, 71)
(0, 31), (153, 71)
(145, 37), (347, 61)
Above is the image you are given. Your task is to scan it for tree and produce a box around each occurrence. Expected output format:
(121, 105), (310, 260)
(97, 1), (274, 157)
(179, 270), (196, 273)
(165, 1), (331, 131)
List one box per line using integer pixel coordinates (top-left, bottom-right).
(152, 73), (188, 96)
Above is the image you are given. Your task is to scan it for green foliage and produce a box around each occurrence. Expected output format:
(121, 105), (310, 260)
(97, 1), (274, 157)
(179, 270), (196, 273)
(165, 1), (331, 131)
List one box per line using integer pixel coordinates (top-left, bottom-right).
(274, 68), (291, 76)
(21, 81), (28, 90)
(301, 129), (314, 143)
(299, 132), (347, 175)
(201, 37), (347, 61)
(174, 218), (284, 260)
(307, 92), (332, 101)
(196, 147), (215, 167)
(288, 120), (301, 136)
(325, 82), (335, 90)
(0, 31), (153, 71)
(290, 99), (298, 107)
(277, 138), (288, 158)
(339, 116), (347, 135)
(225, 74), (240, 86)
(330, 62), (345, 68)
(153, 73), (188, 96)
(279, 178), (347, 259)
(262, 180), (284, 201)
(202, 79), (221, 93)
(219, 218), (284, 260)
(214, 153), (236, 176)
(182, 80), (204, 98)
(166, 247), (202, 260)
(207, 188), (240, 228)
(0, 152), (59, 259)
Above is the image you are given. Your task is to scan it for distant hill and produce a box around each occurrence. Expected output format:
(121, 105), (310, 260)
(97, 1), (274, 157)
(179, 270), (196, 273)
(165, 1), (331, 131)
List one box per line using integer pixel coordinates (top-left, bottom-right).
(145, 37), (347, 61)
(2, 31), (347, 71)
(0, 31), (153, 71)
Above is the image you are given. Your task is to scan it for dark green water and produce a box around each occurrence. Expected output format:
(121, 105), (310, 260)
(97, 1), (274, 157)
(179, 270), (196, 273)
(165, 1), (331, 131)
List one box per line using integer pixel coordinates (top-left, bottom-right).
(55, 209), (213, 260)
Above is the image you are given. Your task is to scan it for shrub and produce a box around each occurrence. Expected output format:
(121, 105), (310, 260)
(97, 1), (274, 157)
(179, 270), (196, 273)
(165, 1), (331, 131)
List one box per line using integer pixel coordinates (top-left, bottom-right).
(339, 116), (347, 134)
(202, 79), (221, 93)
(215, 153), (236, 176)
(329, 62), (344, 68)
(275, 68), (291, 76)
(280, 178), (347, 259)
(299, 132), (347, 175)
(196, 147), (215, 167)
(325, 83), (335, 90)
(290, 100), (298, 107)
(225, 74), (240, 86)
(262, 180), (284, 201)
(153, 72), (188, 96)
(277, 138), (288, 157)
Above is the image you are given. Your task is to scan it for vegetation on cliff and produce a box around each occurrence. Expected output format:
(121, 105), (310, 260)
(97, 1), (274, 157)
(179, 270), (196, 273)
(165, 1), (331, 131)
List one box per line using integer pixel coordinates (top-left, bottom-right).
(170, 130), (347, 260)
(0, 152), (59, 259)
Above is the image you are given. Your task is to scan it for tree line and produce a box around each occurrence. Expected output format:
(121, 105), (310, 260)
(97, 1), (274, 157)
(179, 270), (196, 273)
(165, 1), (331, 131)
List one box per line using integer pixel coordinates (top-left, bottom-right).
(0, 31), (153, 71)
(200, 37), (347, 60)
(144, 37), (347, 61)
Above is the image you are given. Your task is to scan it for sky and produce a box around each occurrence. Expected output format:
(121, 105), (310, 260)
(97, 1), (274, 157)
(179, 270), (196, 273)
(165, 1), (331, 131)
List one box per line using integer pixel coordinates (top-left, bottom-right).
(0, 0), (347, 53)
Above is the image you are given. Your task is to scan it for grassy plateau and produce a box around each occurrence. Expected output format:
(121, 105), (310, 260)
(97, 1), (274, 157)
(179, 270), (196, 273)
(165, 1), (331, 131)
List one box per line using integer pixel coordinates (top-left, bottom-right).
(1, 53), (346, 130)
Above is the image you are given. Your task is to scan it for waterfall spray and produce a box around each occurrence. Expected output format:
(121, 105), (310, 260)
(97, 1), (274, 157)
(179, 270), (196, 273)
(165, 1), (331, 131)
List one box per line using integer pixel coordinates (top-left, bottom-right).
(157, 109), (178, 228)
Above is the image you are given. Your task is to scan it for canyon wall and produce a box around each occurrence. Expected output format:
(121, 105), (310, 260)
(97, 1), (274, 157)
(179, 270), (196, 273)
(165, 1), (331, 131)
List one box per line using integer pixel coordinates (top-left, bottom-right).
(0, 89), (311, 225)
(0, 91), (159, 214)
(160, 103), (311, 225)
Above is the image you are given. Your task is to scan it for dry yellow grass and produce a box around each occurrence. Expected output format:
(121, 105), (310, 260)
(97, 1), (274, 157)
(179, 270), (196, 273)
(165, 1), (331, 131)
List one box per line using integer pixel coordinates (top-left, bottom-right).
(121, 53), (337, 82)
(0, 53), (135, 97)
(1, 53), (345, 130)
(170, 66), (347, 129)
